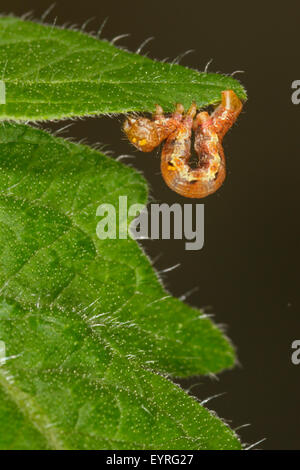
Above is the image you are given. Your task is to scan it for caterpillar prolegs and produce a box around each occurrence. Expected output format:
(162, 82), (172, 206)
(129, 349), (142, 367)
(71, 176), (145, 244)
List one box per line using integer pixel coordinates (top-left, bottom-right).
(123, 90), (243, 198)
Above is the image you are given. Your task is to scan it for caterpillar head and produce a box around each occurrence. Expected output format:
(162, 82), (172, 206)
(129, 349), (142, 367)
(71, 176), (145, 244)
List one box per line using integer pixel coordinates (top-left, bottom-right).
(123, 116), (161, 152)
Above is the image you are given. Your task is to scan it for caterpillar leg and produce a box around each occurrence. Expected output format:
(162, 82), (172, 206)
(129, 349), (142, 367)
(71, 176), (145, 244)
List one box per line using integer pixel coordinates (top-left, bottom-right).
(123, 104), (184, 152)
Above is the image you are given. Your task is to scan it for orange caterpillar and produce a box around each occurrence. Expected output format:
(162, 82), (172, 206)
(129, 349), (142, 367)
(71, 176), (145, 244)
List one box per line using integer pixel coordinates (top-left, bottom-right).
(123, 90), (243, 198)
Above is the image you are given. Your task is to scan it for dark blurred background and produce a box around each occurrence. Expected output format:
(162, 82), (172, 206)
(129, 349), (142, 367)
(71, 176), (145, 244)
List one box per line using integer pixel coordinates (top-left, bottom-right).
(4, 0), (300, 450)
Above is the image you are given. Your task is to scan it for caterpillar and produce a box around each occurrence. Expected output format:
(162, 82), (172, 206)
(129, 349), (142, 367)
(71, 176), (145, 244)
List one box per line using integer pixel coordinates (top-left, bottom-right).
(123, 90), (243, 198)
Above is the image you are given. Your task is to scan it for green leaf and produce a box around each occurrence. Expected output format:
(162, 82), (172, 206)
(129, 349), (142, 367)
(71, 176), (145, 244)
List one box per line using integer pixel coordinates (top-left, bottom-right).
(0, 122), (240, 449)
(0, 16), (246, 121)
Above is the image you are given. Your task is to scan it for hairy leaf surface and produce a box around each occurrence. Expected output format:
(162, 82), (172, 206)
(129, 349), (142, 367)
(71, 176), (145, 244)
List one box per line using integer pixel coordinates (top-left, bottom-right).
(0, 16), (246, 120)
(0, 123), (240, 449)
